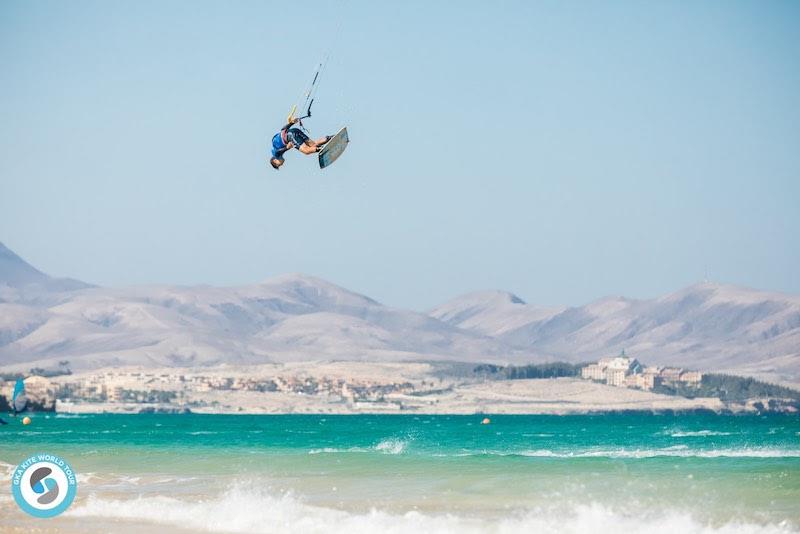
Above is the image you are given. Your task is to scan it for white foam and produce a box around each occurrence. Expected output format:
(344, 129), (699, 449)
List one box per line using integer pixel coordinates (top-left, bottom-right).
(307, 446), (372, 455)
(375, 438), (407, 455)
(308, 439), (409, 456)
(0, 461), (15, 483)
(8, 430), (74, 435)
(308, 447), (345, 455)
(435, 447), (800, 459)
(319, 445), (800, 459)
(76, 472), (103, 484)
(670, 431), (734, 438)
(66, 485), (797, 534)
(114, 475), (143, 485)
(515, 447), (800, 459)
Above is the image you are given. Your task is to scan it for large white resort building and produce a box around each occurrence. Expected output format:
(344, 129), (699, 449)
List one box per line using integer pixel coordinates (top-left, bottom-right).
(581, 353), (702, 391)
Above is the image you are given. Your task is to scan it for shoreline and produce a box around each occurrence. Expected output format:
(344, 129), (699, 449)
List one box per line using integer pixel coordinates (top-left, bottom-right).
(50, 375), (735, 416)
(2, 412), (798, 534)
(7, 361), (794, 417)
(40, 406), (764, 416)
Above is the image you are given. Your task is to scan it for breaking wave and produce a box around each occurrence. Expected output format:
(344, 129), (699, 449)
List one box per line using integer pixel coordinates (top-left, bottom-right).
(434, 446), (800, 459)
(66, 484), (797, 534)
(306, 445), (799, 459)
(517, 447), (800, 458)
(669, 430), (734, 438)
(308, 438), (410, 455)
(374, 438), (408, 455)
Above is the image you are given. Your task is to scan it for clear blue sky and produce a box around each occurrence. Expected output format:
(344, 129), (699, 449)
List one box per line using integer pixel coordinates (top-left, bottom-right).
(1, 1), (798, 309)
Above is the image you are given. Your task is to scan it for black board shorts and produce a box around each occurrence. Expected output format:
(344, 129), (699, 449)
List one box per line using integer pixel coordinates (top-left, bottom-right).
(287, 128), (310, 148)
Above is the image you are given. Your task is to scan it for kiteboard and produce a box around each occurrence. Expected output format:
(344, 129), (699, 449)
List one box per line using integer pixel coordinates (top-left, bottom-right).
(318, 127), (349, 169)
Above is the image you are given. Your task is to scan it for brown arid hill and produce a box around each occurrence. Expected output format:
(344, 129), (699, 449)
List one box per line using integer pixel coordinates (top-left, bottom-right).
(1, 242), (798, 386)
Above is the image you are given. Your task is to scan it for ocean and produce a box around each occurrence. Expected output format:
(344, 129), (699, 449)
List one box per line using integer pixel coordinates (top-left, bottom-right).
(1, 413), (799, 533)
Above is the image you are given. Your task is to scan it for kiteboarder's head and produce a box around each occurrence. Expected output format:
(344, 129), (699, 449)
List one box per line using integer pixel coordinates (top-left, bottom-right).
(270, 157), (284, 170)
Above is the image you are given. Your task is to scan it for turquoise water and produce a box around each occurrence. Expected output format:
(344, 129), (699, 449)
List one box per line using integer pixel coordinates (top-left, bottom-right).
(2, 413), (799, 533)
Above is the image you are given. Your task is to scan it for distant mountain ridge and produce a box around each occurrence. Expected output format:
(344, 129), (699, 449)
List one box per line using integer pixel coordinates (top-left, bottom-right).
(431, 283), (800, 384)
(0, 243), (521, 371)
(0, 242), (798, 385)
(429, 290), (566, 337)
(0, 242), (92, 296)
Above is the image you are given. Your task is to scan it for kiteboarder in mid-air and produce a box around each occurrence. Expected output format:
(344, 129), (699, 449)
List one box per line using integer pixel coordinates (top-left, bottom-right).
(267, 49), (350, 170)
(269, 117), (332, 170)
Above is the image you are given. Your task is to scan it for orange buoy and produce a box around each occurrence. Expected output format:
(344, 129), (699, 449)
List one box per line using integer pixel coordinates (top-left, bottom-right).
(22, 416), (31, 425)
(481, 417), (491, 425)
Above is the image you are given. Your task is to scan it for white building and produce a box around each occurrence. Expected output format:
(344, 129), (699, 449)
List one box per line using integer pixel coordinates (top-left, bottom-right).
(581, 364), (607, 381)
(680, 371), (703, 384)
(24, 376), (57, 402)
(581, 355), (642, 387)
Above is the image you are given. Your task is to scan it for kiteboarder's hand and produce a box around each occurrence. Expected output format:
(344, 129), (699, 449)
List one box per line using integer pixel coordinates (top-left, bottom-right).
(286, 142), (294, 149)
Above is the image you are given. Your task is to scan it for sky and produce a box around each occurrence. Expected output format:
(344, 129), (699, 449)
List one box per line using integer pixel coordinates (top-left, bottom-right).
(1, 0), (799, 310)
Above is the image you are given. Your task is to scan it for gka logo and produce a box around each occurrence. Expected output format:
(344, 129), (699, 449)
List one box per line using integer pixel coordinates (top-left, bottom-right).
(11, 453), (77, 518)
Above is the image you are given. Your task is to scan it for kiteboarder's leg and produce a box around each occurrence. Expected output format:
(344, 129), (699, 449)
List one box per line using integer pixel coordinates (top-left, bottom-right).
(297, 135), (333, 155)
(315, 135), (332, 146)
(288, 128), (329, 155)
(298, 143), (318, 155)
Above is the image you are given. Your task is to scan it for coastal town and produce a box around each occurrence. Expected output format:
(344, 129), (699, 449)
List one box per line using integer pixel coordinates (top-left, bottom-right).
(1, 355), (796, 415)
(1, 362), (430, 414)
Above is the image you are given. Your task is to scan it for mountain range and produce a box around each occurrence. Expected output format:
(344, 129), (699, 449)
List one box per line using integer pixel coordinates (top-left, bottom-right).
(1, 242), (798, 385)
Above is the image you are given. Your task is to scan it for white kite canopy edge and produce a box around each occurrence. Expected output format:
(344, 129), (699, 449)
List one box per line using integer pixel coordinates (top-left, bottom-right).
(319, 127), (349, 169)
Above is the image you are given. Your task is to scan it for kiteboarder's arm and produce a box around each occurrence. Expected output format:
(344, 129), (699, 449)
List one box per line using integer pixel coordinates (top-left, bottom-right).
(274, 144), (292, 159)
